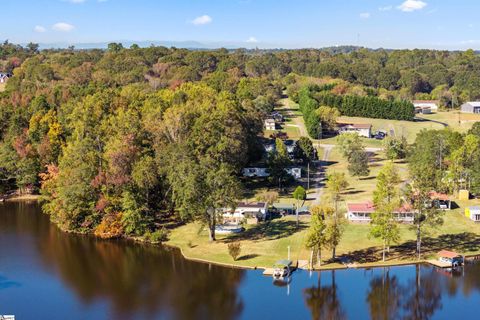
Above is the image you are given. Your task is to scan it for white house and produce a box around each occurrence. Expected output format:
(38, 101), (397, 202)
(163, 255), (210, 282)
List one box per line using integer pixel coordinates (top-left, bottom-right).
(0, 73), (10, 84)
(285, 167), (301, 179)
(338, 123), (372, 138)
(242, 167), (270, 178)
(284, 140), (296, 154)
(461, 102), (480, 114)
(263, 142), (275, 153)
(265, 118), (276, 131)
(465, 206), (480, 222)
(413, 100), (439, 113)
(347, 201), (415, 223)
(223, 202), (268, 224)
(242, 167), (301, 180)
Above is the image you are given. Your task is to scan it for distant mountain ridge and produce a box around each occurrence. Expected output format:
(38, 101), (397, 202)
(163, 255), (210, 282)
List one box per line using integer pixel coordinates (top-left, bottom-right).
(28, 41), (480, 53)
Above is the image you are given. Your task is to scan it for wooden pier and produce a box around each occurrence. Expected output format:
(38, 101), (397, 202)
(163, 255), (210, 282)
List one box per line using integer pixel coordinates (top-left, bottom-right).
(426, 259), (452, 268)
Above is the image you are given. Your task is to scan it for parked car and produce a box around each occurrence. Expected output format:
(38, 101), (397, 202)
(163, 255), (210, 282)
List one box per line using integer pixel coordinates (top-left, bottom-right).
(373, 131), (387, 140)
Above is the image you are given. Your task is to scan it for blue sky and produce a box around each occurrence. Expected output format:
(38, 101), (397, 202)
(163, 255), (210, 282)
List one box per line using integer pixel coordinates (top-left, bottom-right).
(1, 0), (479, 49)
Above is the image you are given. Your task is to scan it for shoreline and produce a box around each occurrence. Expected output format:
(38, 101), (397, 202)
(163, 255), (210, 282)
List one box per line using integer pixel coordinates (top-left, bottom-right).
(166, 240), (426, 271)
(4, 194), (41, 201)
(8, 196), (478, 272)
(169, 242), (480, 271)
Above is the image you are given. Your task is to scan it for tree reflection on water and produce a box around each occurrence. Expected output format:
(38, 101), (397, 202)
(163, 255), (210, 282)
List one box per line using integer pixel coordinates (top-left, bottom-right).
(303, 270), (347, 320)
(6, 202), (245, 320)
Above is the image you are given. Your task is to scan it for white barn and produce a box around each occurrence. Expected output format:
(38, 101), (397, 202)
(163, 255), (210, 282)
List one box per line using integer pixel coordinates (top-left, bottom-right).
(461, 102), (480, 114)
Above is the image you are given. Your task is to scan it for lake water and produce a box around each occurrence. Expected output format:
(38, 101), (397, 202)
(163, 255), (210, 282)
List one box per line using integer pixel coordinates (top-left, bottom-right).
(1, 202), (480, 319)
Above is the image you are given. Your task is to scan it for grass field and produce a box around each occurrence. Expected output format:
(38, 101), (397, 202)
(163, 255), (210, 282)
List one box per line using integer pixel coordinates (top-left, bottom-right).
(167, 204), (480, 269)
(271, 98), (473, 147)
(323, 147), (409, 205)
(0, 82), (5, 92)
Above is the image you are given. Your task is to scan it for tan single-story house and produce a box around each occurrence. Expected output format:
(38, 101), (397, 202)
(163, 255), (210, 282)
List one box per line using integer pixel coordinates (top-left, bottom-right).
(338, 123), (372, 138)
(346, 201), (415, 223)
(413, 100), (439, 113)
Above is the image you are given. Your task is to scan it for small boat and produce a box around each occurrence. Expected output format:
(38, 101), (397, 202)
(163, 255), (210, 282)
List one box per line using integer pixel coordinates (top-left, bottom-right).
(272, 259), (292, 279)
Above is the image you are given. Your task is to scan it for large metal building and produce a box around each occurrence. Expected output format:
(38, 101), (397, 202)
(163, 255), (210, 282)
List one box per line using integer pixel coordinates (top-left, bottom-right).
(461, 101), (480, 113)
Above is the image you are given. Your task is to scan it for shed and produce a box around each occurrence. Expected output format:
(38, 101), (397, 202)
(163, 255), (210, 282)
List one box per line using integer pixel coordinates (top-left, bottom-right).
(458, 189), (470, 201)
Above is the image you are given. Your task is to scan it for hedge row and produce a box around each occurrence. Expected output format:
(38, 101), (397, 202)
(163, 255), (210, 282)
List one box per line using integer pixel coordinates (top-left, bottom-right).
(298, 87), (322, 139)
(312, 91), (415, 121)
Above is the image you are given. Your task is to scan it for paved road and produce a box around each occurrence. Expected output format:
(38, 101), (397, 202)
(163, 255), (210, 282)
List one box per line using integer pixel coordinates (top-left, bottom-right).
(311, 145), (333, 204)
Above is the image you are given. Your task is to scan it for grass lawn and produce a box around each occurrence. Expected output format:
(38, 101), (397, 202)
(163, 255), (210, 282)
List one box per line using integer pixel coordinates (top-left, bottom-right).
(0, 82), (5, 92)
(323, 147), (409, 205)
(420, 111), (480, 133)
(167, 204), (480, 269)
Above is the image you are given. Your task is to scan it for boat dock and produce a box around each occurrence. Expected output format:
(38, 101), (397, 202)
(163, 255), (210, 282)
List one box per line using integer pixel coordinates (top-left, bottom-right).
(427, 259), (453, 268)
(263, 268), (275, 276)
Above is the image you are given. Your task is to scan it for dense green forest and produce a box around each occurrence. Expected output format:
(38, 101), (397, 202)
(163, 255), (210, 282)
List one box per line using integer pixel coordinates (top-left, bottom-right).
(1, 41), (480, 240)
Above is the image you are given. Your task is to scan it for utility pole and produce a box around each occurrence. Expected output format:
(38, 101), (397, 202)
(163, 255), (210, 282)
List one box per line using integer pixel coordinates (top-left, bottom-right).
(307, 162), (310, 191)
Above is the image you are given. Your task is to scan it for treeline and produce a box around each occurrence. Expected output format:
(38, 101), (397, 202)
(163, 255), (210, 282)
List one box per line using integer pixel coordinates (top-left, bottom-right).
(312, 90), (415, 121)
(409, 124), (480, 195)
(1, 42), (480, 240)
(0, 44), (286, 241)
(297, 85), (415, 138)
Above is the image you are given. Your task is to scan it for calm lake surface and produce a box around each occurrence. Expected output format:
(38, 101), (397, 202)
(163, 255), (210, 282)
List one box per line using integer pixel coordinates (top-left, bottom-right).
(1, 202), (480, 319)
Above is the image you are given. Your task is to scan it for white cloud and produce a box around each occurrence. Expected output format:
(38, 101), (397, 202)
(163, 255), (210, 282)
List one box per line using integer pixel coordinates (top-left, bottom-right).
(34, 25), (46, 33)
(379, 6), (393, 11)
(246, 36), (259, 43)
(191, 15), (212, 26)
(397, 0), (427, 12)
(52, 22), (75, 32)
(360, 12), (371, 19)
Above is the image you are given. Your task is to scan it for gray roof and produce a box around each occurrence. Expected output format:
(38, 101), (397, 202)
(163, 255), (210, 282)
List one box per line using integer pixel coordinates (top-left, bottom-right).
(464, 102), (480, 107)
(237, 202), (267, 209)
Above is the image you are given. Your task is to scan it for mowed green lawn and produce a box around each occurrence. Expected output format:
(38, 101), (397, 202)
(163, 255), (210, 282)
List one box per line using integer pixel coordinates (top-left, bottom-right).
(323, 147), (409, 204)
(167, 205), (480, 269)
(0, 82), (5, 92)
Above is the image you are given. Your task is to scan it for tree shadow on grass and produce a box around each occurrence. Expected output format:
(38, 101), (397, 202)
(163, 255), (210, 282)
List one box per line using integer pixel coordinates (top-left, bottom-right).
(339, 232), (480, 264)
(223, 219), (308, 243)
(237, 254), (260, 261)
(359, 176), (376, 181)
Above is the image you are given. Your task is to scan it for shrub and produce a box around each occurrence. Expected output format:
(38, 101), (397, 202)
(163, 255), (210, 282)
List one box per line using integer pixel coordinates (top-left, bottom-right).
(144, 227), (169, 243)
(94, 212), (124, 239)
(228, 242), (242, 261)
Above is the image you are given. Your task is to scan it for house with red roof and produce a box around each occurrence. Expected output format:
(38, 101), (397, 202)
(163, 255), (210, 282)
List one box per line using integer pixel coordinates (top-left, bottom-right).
(346, 201), (415, 223)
